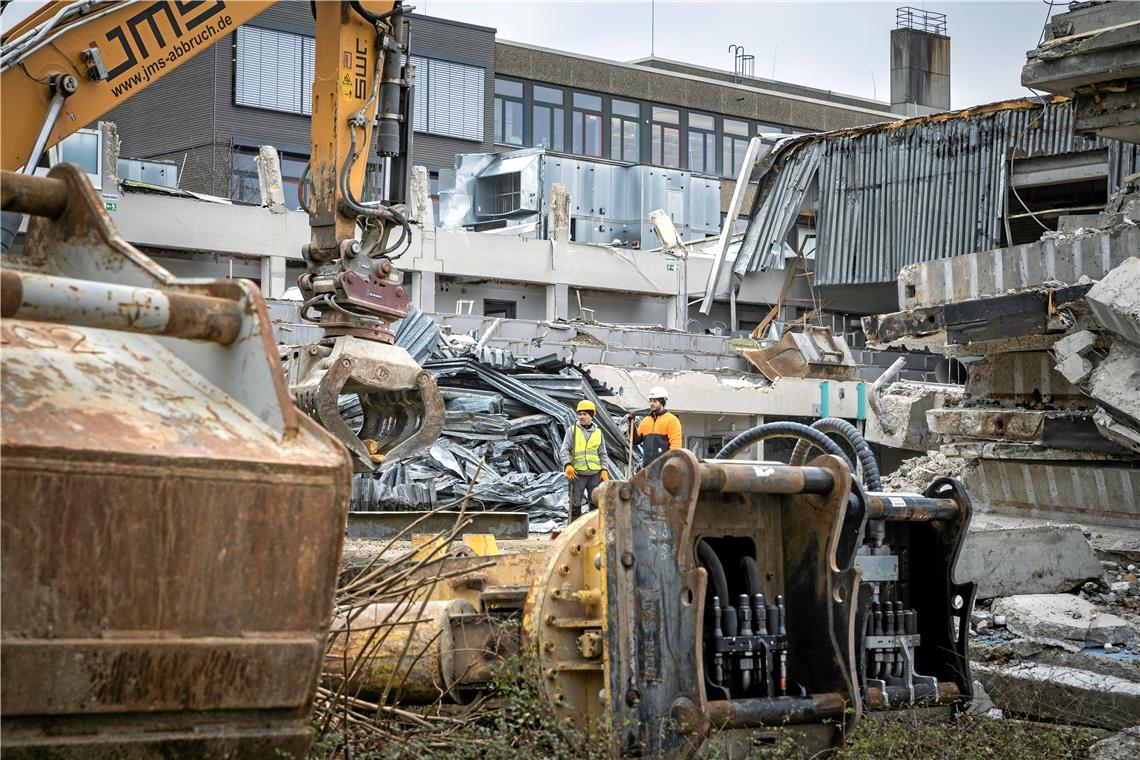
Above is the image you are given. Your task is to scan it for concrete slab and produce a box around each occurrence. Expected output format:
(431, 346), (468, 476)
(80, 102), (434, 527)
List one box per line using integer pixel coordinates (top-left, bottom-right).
(968, 512), (1140, 566)
(974, 662), (1140, 730)
(958, 525), (1102, 599)
(897, 227), (1140, 311)
(1053, 329), (1099, 384)
(1086, 257), (1140, 347)
(864, 381), (962, 451)
(966, 459), (1140, 529)
(965, 350), (1080, 404)
(1090, 726), (1140, 760)
(990, 594), (1137, 649)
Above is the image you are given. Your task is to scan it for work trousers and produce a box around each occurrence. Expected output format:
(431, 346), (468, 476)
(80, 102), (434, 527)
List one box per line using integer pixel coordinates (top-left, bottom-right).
(568, 472), (602, 522)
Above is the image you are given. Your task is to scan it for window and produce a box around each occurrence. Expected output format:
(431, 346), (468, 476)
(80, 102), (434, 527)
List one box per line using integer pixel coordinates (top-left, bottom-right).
(410, 55), (485, 141)
(494, 78), (524, 146)
(688, 113), (716, 174)
(230, 147), (316, 210)
(651, 106), (680, 168)
(37, 128), (103, 188)
(611, 99), (640, 162)
(572, 92), (603, 157)
(722, 118), (751, 178)
(484, 299), (517, 319)
(235, 26), (314, 115)
(533, 85), (565, 151)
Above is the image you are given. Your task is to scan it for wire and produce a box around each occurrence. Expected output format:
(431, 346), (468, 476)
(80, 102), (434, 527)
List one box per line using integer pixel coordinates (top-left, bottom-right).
(2, 1), (136, 73)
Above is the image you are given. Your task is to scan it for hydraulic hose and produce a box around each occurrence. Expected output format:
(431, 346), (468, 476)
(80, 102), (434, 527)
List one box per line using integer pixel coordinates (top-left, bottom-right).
(790, 417), (882, 490)
(697, 539), (736, 637)
(712, 421), (854, 472)
(741, 555), (762, 598)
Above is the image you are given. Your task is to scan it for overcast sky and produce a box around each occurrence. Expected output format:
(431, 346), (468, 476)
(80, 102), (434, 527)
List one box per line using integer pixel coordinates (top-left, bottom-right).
(417, 0), (1057, 110)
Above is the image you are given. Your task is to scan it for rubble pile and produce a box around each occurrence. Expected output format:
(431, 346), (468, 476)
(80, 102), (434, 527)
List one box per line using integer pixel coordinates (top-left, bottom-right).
(343, 311), (633, 533)
(862, 185), (1140, 527)
(878, 449), (973, 493)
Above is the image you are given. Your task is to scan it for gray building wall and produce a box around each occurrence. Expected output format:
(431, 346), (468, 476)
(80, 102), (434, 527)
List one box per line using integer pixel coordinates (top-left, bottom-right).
(104, 9), (496, 194)
(495, 41), (897, 133)
(630, 57), (892, 112)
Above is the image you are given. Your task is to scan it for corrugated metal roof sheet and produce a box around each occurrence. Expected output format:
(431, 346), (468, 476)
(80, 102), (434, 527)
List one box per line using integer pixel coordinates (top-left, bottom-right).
(736, 97), (1140, 286)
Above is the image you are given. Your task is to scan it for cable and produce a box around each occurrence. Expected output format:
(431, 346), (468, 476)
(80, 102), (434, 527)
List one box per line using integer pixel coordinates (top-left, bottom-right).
(697, 539), (736, 637)
(712, 421), (854, 472)
(789, 417), (881, 490)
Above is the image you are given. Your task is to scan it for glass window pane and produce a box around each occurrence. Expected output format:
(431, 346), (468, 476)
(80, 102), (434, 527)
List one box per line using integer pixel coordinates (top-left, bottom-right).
(663, 126), (679, 167)
(689, 113), (714, 131)
(586, 113), (602, 156)
(504, 100), (524, 145)
(553, 107), (564, 151)
(534, 85), (563, 104)
(624, 120), (639, 161)
(535, 105), (551, 148)
(61, 132), (99, 174)
(572, 112), (582, 154)
(722, 137), (733, 177)
(724, 118), (749, 136)
(494, 99), (503, 142)
(688, 131), (703, 173)
(573, 92), (602, 110)
(495, 78), (522, 97)
(611, 117), (621, 159)
(652, 106), (679, 124)
(706, 133), (716, 172)
(235, 26), (305, 115)
(652, 125), (662, 165)
(613, 99), (639, 118)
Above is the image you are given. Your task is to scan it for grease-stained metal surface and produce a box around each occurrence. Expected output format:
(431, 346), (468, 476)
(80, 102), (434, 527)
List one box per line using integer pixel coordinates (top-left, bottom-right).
(1, 166), (352, 758)
(735, 98), (1140, 286)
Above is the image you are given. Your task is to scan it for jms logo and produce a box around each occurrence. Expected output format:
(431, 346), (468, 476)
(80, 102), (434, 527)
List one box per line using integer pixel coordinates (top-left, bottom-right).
(104, 1), (229, 81)
(353, 38), (369, 99)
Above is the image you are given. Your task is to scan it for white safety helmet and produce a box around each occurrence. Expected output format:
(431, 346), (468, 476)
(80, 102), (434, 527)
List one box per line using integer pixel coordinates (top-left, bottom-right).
(648, 386), (669, 402)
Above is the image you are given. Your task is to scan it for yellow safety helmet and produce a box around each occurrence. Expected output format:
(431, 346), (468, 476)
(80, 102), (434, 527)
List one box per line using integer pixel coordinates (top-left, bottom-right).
(576, 400), (596, 414)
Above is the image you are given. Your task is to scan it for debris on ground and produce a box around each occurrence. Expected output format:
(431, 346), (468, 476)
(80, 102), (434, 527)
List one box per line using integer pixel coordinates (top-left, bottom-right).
(338, 310), (635, 533)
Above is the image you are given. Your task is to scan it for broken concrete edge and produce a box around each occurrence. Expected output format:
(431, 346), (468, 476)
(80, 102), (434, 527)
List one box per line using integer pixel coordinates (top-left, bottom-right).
(990, 594), (1137, 650)
(973, 661), (1140, 730)
(958, 524), (1102, 600)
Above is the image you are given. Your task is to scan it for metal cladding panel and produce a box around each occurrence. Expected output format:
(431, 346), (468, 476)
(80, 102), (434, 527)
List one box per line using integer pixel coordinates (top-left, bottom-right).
(736, 99), (1140, 287)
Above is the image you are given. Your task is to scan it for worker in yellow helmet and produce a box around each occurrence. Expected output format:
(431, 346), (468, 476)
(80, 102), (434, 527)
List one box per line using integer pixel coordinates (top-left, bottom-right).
(558, 399), (614, 522)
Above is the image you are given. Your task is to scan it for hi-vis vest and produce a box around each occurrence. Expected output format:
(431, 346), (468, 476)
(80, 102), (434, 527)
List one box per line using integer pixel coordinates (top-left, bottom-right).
(572, 426), (603, 473)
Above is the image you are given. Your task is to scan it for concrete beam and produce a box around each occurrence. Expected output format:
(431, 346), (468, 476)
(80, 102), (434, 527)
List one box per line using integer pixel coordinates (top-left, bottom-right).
(990, 594), (1136, 649)
(897, 227), (1139, 311)
(346, 511), (529, 540)
(965, 351), (1081, 405)
(966, 459), (1140, 529)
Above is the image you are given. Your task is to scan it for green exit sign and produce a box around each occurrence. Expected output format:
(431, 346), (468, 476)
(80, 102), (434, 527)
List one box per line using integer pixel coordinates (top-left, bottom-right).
(104, 201), (118, 212)
(665, 262), (676, 272)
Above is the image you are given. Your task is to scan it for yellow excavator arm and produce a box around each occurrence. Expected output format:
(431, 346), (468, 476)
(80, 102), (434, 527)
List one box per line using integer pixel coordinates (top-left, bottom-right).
(2, 0), (445, 470)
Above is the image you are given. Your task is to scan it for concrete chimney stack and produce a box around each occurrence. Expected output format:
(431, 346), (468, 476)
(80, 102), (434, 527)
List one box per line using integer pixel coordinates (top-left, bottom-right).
(891, 6), (951, 116)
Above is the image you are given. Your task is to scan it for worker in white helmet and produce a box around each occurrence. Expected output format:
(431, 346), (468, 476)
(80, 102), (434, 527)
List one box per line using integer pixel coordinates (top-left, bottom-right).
(559, 399), (614, 522)
(626, 385), (682, 468)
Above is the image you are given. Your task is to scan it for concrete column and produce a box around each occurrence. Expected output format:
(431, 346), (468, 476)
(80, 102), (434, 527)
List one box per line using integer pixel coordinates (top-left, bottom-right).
(546, 282), (569, 321)
(410, 270), (437, 313)
(260, 255), (287, 298)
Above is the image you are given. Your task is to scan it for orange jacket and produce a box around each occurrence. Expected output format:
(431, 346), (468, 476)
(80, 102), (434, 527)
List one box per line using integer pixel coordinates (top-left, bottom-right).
(634, 411), (682, 467)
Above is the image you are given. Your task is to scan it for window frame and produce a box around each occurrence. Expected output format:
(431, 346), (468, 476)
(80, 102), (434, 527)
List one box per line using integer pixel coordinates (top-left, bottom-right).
(571, 91), (604, 158)
(610, 99), (640, 163)
(494, 77), (525, 146)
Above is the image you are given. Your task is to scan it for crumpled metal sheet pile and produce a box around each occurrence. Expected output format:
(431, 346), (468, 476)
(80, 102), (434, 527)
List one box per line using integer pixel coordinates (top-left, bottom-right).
(342, 315), (632, 533)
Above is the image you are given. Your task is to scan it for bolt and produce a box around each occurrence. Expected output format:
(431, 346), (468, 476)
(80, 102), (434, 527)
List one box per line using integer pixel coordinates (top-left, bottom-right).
(559, 564), (571, 576)
(570, 543), (582, 556)
(585, 527), (597, 538)
(625, 689), (640, 707)
(542, 641), (555, 653)
(341, 359), (351, 368)
(621, 551), (635, 568)
(546, 614), (557, 627)
(376, 259), (393, 276)
(619, 484), (632, 501)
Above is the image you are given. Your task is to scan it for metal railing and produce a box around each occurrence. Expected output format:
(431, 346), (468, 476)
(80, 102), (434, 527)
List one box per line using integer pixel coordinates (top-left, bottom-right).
(896, 6), (948, 35)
